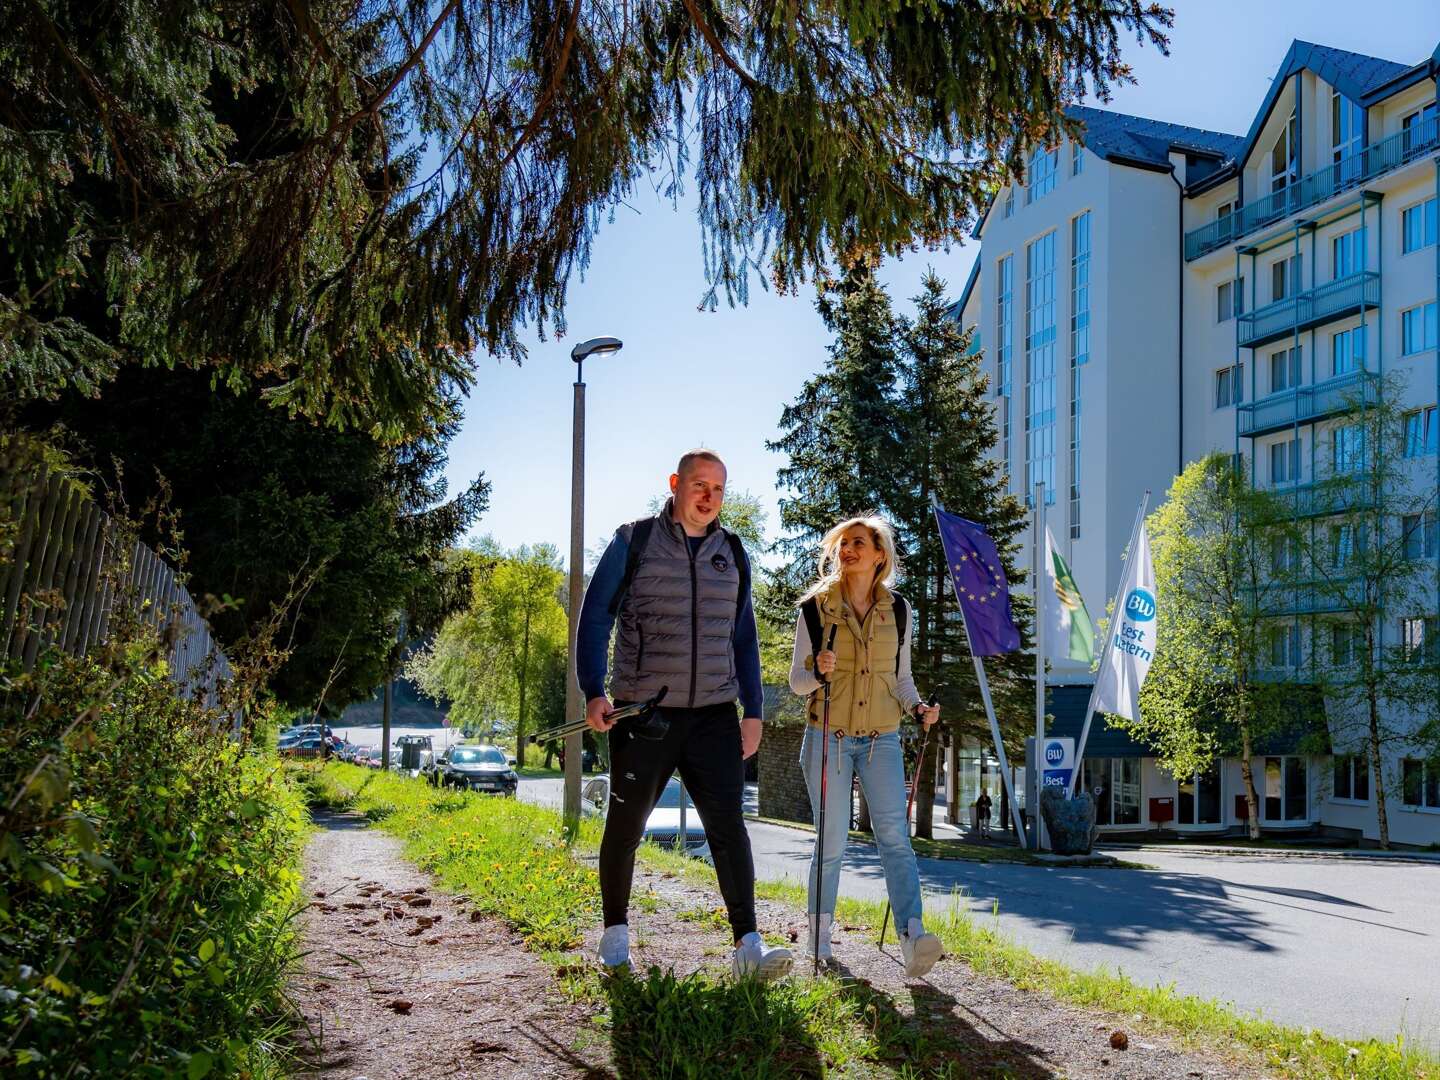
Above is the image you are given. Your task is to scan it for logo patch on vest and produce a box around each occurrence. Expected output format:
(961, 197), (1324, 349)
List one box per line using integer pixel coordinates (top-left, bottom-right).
(710, 553), (729, 573)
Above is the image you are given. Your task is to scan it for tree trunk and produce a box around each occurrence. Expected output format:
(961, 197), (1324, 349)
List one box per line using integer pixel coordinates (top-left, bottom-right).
(515, 608), (532, 768)
(913, 733), (937, 840)
(1369, 694), (1389, 850)
(1239, 725), (1259, 839)
(854, 782), (872, 833)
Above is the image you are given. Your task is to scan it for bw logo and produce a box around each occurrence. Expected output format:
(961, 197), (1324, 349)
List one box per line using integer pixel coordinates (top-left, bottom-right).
(1125, 588), (1156, 622)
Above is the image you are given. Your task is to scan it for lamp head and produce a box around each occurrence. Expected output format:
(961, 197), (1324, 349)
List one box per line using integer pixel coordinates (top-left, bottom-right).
(571, 336), (623, 363)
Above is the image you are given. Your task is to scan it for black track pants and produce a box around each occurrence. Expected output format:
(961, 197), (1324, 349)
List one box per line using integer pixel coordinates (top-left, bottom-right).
(598, 702), (757, 942)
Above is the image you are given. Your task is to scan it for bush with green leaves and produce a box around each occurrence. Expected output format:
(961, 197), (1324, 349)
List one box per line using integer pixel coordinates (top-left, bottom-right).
(0, 614), (307, 1078)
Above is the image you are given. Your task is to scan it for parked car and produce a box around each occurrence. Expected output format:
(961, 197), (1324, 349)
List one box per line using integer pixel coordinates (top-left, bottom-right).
(581, 775), (709, 859)
(431, 745), (519, 795)
(361, 747), (385, 768)
(280, 736), (328, 759)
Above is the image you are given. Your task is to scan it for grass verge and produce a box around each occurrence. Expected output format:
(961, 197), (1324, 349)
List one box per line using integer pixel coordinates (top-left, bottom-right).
(309, 762), (1437, 1079)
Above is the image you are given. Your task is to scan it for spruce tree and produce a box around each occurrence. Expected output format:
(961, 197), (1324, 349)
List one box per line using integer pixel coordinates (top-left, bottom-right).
(893, 271), (1032, 838)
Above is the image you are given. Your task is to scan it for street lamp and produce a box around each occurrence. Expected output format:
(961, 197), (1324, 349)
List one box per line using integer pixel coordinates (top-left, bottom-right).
(564, 336), (623, 833)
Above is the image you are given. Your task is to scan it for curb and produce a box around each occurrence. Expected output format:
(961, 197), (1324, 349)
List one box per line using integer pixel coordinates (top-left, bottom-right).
(1098, 843), (1440, 865)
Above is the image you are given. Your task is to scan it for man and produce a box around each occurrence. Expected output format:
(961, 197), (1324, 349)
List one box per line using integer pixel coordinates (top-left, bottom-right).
(577, 449), (792, 980)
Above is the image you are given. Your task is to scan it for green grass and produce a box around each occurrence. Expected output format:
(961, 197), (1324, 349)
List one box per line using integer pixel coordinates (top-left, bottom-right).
(514, 764), (565, 779)
(310, 763), (1438, 1079)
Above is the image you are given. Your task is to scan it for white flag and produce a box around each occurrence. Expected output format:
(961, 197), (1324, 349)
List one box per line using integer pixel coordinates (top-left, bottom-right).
(1091, 521), (1156, 722)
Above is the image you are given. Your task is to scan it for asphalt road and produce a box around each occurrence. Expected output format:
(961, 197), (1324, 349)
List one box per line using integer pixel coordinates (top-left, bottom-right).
(516, 774), (1440, 1050)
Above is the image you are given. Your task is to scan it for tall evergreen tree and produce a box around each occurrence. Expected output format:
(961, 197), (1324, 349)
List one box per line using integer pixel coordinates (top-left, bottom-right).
(892, 272), (1032, 838)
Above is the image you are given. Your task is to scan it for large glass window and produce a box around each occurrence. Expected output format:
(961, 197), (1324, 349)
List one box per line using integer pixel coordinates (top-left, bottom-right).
(1082, 757), (1141, 826)
(1332, 327), (1366, 376)
(1331, 424), (1364, 474)
(1264, 756), (1308, 821)
(1270, 111), (1297, 193)
(1332, 754), (1370, 802)
(1333, 228), (1368, 279)
(1271, 254), (1302, 302)
(1331, 91), (1364, 181)
(1402, 758), (1440, 809)
(1402, 512), (1438, 560)
(1402, 198), (1437, 254)
(1069, 213), (1090, 539)
(1401, 302), (1437, 356)
(1269, 438), (1300, 484)
(1269, 347), (1300, 393)
(1026, 146), (1058, 204)
(1266, 624), (1300, 668)
(1331, 623), (1360, 666)
(1217, 278), (1245, 322)
(1401, 104), (1439, 156)
(996, 255), (1014, 469)
(1402, 407), (1437, 457)
(1025, 231), (1057, 503)
(1178, 765), (1222, 825)
(1401, 616), (1439, 663)
(1215, 365), (1243, 408)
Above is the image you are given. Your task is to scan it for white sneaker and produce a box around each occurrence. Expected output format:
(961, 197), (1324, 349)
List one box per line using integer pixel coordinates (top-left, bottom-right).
(899, 918), (942, 978)
(597, 923), (633, 971)
(732, 931), (793, 981)
(806, 914), (833, 963)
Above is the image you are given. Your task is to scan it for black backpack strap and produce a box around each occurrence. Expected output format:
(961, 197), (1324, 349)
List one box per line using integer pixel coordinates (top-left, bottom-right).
(892, 593), (909, 674)
(607, 517), (655, 617)
(800, 596), (823, 660)
(725, 531), (751, 623)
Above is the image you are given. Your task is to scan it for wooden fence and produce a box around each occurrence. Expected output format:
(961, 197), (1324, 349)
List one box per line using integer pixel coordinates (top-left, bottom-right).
(2, 461), (233, 710)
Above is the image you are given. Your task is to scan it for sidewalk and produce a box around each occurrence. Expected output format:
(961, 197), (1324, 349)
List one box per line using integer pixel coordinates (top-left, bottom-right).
(1099, 839), (1440, 864)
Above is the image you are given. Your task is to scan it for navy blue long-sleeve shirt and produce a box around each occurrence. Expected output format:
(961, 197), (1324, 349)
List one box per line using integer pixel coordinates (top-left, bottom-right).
(576, 530), (764, 719)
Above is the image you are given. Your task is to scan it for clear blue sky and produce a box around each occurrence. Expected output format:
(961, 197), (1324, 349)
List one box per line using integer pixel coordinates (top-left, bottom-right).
(442, 0), (1440, 568)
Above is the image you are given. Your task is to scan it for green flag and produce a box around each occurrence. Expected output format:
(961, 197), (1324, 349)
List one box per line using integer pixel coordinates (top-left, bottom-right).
(1044, 527), (1095, 664)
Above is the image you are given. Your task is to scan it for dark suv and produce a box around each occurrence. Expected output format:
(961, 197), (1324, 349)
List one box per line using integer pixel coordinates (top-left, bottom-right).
(432, 745), (518, 796)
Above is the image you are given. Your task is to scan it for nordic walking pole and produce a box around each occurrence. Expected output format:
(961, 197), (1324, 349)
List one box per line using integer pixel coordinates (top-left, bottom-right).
(812, 623), (838, 976)
(879, 693), (940, 948)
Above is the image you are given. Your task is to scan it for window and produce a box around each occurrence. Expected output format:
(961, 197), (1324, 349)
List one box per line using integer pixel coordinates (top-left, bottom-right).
(1217, 277), (1245, 322)
(1402, 758), (1440, 809)
(1069, 213), (1090, 540)
(996, 255), (1014, 470)
(1266, 624), (1300, 668)
(1269, 347), (1300, 393)
(1331, 327), (1365, 376)
(1331, 424), (1364, 474)
(1403, 407), (1438, 457)
(1333, 228), (1368, 279)
(1071, 140), (1084, 176)
(1402, 198), (1437, 254)
(1270, 111), (1297, 193)
(1264, 755), (1307, 821)
(1332, 91), (1364, 177)
(1401, 616), (1439, 663)
(1082, 758), (1141, 826)
(1270, 438), (1300, 484)
(1003, 186), (1015, 219)
(1331, 623), (1360, 666)
(1401, 103), (1438, 156)
(1025, 232), (1057, 503)
(1402, 512), (1438, 560)
(1178, 765), (1222, 826)
(1271, 254), (1302, 302)
(1401, 302), (1438, 356)
(1332, 754), (1370, 802)
(1215, 364), (1243, 408)
(1329, 522), (1364, 568)
(1216, 201), (1234, 222)
(1026, 146), (1058, 204)
(1270, 534), (1298, 573)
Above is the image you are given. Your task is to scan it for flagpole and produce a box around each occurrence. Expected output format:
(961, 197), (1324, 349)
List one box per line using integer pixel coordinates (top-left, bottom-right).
(1069, 490), (1150, 797)
(933, 501), (1029, 848)
(1033, 483), (1047, 850)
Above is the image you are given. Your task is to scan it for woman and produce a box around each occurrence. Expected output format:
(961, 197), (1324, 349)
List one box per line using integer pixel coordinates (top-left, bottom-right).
(788, 515), (944, 977)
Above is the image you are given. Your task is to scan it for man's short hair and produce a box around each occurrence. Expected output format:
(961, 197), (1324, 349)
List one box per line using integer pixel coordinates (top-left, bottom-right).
(675, 448), (726, 479)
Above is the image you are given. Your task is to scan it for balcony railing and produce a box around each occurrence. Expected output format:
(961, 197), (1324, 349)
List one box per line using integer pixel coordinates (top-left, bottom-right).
(1236, 368), (1379, 438)
(1185, 116), (1440, 260)
(1237, 271), (1380, 349)
(1253, 577), (1366, 617)
(1286, 479), (1377, 518)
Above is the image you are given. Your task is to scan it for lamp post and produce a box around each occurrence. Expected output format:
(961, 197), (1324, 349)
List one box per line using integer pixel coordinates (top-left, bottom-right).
(564, 336), (623, 833)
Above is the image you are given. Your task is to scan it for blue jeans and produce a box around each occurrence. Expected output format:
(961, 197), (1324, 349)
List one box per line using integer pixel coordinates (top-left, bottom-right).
(799, 726), (924, 930)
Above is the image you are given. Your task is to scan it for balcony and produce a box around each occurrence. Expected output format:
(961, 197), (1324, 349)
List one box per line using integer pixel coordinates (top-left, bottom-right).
(1254, 577), (1366, 617)
(1236, 369), (1379, 438)
(1237, 271), (1379, 349)
(1285, 479), (1377, 519)
(1185, 116), (1440, 260)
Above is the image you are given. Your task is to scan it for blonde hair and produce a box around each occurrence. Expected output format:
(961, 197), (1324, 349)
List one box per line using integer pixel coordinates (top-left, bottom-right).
(798, 515), (899, 604)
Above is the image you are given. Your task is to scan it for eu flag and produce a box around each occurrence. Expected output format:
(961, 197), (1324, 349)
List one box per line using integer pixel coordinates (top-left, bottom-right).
(934, 506), (1021, 656)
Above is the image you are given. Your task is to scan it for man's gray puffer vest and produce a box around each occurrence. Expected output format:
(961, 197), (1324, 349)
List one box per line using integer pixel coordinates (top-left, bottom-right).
(609, 503), (744, 709)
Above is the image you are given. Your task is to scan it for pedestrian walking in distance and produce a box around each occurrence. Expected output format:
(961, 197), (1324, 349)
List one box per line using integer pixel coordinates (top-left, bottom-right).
(789, 515), (944, 977)
(578, 449), (793, 980)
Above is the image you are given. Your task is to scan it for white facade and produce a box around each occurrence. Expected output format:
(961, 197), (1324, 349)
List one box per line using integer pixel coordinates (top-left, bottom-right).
(955, 41), (1440, 846)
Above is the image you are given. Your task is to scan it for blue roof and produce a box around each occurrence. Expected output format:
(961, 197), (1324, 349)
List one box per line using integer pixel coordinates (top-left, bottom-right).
(1236, 39), (1430, 173)
(1066, 105), (1244, 172)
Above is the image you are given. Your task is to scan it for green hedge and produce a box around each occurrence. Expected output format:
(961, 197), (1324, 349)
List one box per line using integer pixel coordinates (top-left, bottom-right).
(1, 633), (307, 1078)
